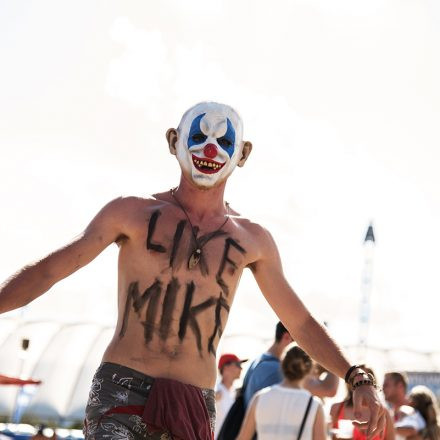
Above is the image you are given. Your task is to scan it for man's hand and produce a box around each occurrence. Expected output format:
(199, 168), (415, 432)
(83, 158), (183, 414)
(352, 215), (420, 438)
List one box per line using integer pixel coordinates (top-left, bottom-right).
(353, 385), (387, 439)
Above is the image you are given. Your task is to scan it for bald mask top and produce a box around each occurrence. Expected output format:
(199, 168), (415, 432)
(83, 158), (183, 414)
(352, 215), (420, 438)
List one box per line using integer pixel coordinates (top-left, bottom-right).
(175, 102), (244, 188)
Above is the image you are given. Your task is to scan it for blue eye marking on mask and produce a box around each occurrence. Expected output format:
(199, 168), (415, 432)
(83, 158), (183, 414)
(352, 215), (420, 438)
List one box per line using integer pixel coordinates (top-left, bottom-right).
(187, 113), (207, 149)
(216, 118), (235, 158)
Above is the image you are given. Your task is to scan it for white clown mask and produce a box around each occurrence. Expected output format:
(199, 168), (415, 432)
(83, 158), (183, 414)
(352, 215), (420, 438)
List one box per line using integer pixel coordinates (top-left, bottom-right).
(175, 102), (244, 188)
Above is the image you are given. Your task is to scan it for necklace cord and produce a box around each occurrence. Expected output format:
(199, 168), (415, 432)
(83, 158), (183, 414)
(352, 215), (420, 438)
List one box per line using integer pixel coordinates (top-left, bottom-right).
(170, 187), (230, 252)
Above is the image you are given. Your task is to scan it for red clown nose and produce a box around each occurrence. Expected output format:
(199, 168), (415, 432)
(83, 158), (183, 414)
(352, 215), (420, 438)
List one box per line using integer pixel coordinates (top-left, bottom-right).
(203, 143), (218, 159)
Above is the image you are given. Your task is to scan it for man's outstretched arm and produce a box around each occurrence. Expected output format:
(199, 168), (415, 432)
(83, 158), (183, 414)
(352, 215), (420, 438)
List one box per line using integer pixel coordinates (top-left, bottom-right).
(252, 228), (350, 377)
(251, 226), (385, 438)
(0, 197), (130, 314)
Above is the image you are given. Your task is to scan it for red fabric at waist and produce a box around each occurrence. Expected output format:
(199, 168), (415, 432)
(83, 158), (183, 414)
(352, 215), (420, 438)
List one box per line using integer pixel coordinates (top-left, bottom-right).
(102, 377), (212, 440)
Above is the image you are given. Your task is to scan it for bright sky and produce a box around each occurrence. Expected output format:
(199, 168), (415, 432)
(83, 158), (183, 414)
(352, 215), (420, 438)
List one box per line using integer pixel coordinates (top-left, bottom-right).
(1, 0), (439, 366)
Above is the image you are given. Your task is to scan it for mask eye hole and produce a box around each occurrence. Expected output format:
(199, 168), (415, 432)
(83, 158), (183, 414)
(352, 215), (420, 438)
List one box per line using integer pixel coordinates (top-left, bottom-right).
(191, 133), (207, 144)
(217, 137), (232, 148)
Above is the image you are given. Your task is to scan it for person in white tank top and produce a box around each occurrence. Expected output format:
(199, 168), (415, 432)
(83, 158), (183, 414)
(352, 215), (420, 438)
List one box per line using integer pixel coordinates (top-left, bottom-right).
(237, 345), (326, 440)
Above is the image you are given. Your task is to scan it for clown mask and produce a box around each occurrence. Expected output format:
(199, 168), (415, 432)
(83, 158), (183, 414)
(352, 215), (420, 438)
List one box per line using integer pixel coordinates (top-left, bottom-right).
(170, 102), (250, 188)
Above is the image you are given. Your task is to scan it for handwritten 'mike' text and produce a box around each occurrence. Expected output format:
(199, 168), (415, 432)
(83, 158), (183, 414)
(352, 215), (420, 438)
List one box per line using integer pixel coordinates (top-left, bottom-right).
(119, 210), (246, 356)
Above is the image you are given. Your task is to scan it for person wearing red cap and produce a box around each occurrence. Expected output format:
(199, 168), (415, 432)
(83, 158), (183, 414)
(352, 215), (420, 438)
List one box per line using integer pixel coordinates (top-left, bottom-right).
(215, 354), (247, 438)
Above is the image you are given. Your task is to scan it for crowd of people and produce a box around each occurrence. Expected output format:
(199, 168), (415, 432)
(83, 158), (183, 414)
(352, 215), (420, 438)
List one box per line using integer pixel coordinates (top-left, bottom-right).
(214, 322), (440, 440)
(1, 322), (439, 440)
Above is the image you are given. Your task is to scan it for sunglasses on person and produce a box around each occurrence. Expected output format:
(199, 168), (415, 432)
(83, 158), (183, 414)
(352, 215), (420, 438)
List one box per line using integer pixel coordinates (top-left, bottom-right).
(224, 361), (243, 368)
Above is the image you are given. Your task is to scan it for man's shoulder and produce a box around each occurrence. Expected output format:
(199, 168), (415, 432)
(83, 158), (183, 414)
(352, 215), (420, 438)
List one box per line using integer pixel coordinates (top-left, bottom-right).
(92, 195), (171, 237)
(260, 352), (279, 361)
(230, 212), (275, 249)
(231, 212), (266, 234)
(249, 353), (280, 375)
(103, 194), (169, 216)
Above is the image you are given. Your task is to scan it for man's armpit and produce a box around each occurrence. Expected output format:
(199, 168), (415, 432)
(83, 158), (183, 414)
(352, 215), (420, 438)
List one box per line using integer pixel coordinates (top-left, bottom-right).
(115, 233), (129, 245)
(246, 260), (258, 273)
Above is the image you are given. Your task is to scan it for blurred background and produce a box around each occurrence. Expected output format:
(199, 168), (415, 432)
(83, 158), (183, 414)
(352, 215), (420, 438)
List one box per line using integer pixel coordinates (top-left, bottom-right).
(1, 0), (439, 433)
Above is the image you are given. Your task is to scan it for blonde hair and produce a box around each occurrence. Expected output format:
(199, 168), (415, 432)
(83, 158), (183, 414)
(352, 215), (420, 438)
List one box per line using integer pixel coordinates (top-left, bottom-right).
(409, 385), (440, 440)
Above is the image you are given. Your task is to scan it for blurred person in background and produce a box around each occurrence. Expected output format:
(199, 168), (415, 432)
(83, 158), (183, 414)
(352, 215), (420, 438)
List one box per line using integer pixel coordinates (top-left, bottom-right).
(396, 385), (440, 440)
(243, 321), (293, 408)
(214, 353), (247, 439)
(383, 372), (425, 440)
(244, 321), (338, 409)
(237, 345), (326, 440)
(383, 372), (410, 416)
(330, 365), (395, 440)
(305, 361), (339, 401)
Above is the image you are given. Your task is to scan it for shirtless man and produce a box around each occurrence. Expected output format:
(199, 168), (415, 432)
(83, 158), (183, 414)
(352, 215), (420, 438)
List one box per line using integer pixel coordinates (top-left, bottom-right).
(0, 102), (385, 440)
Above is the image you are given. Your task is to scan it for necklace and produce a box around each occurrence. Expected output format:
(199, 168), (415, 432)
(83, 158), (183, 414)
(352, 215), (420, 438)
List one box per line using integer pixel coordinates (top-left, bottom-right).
(171, 187), (230, 270)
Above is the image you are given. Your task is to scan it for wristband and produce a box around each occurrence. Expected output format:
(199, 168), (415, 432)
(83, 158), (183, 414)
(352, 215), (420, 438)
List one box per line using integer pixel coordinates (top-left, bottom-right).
(351, 372), (377, 390)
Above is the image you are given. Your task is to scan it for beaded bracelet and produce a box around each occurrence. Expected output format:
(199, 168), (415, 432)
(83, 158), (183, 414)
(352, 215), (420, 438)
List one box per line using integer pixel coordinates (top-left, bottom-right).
(351, 372), (377, 391)
(351, 372), (366, 383)
(352, 378), (374, 390)
(344, 365), (363, 383)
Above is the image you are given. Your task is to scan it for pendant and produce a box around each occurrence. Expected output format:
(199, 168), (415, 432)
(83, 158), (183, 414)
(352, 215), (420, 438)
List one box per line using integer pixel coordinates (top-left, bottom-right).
(188, 248), (202, 269)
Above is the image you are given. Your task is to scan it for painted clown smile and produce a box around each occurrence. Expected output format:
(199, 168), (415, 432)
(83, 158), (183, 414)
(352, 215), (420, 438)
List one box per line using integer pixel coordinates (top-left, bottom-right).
(192, 154), (225, 174)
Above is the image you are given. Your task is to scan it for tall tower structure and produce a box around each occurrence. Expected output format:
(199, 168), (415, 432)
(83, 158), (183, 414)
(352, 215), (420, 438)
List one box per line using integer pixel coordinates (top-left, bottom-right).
(358, 223), (375, 360)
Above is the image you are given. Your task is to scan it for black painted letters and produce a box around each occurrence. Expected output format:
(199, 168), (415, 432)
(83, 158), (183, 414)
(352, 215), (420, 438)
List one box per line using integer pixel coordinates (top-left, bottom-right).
(146, 210), (166, 253)
(216, 238), (246, 296)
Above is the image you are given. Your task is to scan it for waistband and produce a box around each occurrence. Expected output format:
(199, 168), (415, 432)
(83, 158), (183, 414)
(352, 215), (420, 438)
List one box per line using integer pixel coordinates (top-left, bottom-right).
(97, 361), (214, 394)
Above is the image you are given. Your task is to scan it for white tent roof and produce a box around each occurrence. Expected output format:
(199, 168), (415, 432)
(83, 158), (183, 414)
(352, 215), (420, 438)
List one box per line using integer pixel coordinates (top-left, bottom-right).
(0, 318), (113, 424)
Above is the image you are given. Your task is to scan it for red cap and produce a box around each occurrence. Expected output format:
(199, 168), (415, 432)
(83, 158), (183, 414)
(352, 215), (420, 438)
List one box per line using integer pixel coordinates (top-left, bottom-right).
(218, 353), (248, 370)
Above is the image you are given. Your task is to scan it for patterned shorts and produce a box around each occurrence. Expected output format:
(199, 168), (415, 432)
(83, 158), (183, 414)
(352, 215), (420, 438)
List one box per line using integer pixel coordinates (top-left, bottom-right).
(83, 362), (216, 440)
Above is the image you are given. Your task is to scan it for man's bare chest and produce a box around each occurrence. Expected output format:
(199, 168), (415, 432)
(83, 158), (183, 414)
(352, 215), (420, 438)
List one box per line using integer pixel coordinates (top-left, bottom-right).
(121, 206), (254, 281)
(116, 205), (256, 357)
